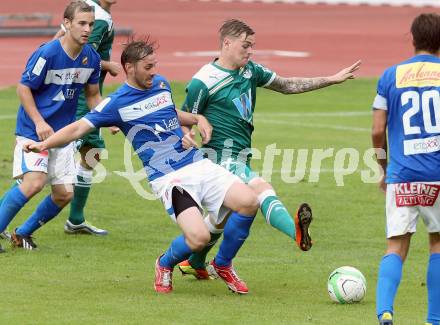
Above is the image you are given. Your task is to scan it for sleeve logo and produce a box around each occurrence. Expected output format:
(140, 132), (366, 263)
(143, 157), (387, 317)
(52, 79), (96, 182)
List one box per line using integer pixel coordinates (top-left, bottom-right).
(32, 57), (46, 76)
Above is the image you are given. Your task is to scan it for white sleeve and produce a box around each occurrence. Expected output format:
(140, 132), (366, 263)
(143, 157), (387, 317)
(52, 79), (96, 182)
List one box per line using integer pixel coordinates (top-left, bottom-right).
(372, 94), (387, 111)
(262, 72), (277, 87)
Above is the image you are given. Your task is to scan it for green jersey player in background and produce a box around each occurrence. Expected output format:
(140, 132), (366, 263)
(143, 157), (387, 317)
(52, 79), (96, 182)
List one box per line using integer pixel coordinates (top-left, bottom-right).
(60, 0), (120, 236)
(178, 19), (361, 279)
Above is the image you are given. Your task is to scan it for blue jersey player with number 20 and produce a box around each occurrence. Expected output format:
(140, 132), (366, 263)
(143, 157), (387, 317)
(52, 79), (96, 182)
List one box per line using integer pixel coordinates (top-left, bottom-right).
(372, 13), (440, 325)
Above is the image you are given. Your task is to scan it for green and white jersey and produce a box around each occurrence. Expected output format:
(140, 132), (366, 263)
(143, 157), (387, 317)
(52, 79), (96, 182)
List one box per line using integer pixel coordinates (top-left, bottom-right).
(182, 60), (275, 163)
(77, 0), (115, 116)
(86, 0), (114, 85)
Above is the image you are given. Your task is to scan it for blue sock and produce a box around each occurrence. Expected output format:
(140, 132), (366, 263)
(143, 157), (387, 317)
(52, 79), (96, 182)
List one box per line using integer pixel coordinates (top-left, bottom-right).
(159, 235), (193, 269)
(427, 253), (440, 325)
(376, 253), (403, 319)
(0, 181), (19, 208)
(0, 185), (28, 233)
(214, 212), (255, 267)
(16, 195), (61, 237)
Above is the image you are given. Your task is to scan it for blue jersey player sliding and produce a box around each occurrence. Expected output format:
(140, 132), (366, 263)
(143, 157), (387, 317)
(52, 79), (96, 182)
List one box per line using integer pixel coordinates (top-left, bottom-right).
(24, 38), (260, 294)
(372, 13), (440, 325)
(0, 1), (102, 252)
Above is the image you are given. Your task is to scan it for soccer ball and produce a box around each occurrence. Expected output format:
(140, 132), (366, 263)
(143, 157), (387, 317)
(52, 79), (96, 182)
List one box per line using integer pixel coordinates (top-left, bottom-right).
(327, 266), (366, 304)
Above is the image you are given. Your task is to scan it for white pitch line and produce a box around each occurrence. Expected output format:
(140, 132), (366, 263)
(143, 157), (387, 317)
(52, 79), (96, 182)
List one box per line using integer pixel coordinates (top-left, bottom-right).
(258, 119), (370, 132)
(255, 111), (370, 118)
(0, 115), (16, 120)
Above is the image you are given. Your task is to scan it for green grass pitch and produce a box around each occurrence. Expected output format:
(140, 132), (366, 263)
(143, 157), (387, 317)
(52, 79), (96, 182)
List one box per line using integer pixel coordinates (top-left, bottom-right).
(0, 80), (430, 324)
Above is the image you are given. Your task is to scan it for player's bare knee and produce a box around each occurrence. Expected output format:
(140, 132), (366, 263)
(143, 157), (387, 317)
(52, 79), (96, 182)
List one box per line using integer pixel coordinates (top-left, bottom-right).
(186, 230), (210, 251)
(248, 177), (272, 194)
(52, 191), (73, 207)
(20, 180), (45, 197)
(237, 194), (259, 216)
(28, 183), (45, 196)
(386, 247), (407, 262)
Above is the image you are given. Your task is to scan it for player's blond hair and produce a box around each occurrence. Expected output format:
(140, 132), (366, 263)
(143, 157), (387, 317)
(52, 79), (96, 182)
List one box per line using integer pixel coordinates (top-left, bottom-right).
(219, 19), (254, 43)
(64, 0), (94, 21)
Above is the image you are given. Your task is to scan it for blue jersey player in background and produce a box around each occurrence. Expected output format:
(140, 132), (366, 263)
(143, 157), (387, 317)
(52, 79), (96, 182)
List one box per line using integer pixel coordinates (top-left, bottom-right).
(372, 13), (440, 325)
(0, 1), (101, 252)
(24, 38), (260, 294)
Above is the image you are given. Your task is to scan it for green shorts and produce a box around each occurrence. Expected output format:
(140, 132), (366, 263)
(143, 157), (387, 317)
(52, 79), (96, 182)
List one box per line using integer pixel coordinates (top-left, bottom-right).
(75, 129), (105, 150)
(219, 158), (258, 184)
(76, 101), (105, 150)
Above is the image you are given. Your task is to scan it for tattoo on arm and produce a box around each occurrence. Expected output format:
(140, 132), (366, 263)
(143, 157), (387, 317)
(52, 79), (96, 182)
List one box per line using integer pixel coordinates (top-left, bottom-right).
(265, 75), (334, 94)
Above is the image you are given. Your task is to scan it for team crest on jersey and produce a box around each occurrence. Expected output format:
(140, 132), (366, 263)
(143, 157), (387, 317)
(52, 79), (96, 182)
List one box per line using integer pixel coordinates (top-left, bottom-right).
(82, 56), (88, 65)
(159, 81), (166, 89)
(32, 57), (46, 76)
(242, 68), (252, 79)
(232, 90), (253, 122)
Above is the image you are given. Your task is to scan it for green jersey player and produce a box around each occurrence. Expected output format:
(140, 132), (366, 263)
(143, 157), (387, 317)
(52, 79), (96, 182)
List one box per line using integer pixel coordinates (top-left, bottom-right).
(178, 19), (361, 279)
(65, 0), (121, 235)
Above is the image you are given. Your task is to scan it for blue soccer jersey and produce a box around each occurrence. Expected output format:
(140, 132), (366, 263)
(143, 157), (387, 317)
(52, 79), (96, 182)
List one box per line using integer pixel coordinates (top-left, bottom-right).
(83, 75), (203, 181)
(373, 54), (440, 183)
(16, 39), (101, 141)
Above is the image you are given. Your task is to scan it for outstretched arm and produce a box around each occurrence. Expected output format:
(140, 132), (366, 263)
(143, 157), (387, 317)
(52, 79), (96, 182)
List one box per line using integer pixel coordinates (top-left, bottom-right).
(265, 60), (361, 94)
(24, 119), (94, 153)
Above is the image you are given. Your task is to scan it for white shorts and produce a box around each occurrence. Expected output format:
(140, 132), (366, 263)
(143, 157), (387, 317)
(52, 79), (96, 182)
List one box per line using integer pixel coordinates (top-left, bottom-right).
(13, 136), (76, 185)
(386, 182), (440, 238)
(150, 159), (241, 224)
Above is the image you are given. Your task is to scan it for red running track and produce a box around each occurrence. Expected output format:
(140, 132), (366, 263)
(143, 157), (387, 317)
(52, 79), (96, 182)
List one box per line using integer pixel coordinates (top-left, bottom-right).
(0, 0), (430, 88)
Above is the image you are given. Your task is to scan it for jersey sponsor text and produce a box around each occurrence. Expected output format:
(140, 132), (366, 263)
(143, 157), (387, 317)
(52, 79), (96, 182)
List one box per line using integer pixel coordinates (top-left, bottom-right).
(396, 62), (440, 88)
(118, 92), (173, 122)
(45, 68), (95, 85)
(395, 183), (440, 207)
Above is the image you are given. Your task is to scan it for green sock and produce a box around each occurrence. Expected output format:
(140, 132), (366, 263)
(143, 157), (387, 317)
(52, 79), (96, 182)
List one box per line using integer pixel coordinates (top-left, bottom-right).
(69, 167), (92, 225)
(259, 190), (295, 239)
(188, 232), (223, 269)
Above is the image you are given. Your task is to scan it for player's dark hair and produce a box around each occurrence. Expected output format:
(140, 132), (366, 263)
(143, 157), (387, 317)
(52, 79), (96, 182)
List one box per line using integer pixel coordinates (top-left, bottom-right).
(64, 0), (94, 21)
(219, 19), (254, 43)
(121, 36), (158, 72)
(411, 13), (440, 54)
